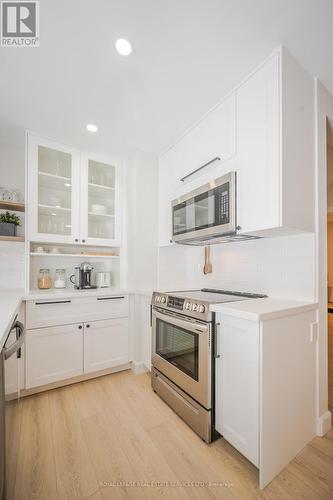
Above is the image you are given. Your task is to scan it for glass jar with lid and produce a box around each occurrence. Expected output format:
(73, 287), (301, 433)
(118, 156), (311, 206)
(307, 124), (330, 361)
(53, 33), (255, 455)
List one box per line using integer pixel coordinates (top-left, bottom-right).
(38, 269), (52, 289)
(54, 269), (66, 289)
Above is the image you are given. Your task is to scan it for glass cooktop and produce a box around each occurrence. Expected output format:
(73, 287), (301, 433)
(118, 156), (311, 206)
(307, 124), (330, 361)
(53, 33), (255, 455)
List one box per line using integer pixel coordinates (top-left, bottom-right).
(167, 288), (267, 304)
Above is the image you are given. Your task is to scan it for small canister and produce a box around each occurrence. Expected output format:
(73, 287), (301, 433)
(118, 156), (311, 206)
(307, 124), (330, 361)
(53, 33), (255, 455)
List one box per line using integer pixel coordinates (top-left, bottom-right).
(38, 269), (52, 289)
(54, 269), (66, 289)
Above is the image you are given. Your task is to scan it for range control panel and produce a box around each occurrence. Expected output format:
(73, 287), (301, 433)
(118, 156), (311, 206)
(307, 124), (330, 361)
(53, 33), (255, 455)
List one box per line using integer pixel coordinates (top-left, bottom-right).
(152, 292), (207, 317)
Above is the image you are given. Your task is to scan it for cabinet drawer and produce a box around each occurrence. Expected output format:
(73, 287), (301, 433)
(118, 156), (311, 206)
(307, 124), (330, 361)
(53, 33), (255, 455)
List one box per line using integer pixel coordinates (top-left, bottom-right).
(26, 294), (129, 329)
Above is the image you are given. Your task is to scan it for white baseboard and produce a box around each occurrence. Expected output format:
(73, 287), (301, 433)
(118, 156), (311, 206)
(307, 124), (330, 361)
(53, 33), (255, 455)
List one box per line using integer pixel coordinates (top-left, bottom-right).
(131, 361), (149, 375)
(316, 410), (332, 435)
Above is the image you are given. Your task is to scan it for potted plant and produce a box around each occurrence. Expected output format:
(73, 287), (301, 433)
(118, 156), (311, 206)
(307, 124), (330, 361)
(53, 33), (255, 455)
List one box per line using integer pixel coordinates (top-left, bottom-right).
(0, 211), (21, 236)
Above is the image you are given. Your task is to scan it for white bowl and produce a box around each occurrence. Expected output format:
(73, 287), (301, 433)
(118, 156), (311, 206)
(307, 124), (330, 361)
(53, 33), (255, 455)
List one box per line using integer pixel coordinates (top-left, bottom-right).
(91, 204), (106, 215)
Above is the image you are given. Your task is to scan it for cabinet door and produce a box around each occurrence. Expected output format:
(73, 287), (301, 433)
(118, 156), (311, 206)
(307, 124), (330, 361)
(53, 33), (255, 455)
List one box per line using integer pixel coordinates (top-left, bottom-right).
(27, 134), (81, 244)
(80, 153), (121, 246)
(215, 315), (259, 466)
(84, 318), (129, 374)
(175, 94), (236, 186)
(236, 54), (280, 234)
(25, 323), (84, 388)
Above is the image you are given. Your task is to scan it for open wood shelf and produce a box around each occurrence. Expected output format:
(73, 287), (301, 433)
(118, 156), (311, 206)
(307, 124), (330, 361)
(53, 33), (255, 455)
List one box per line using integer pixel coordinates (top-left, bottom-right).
(30, 252), (119, 259)
(0, 201), (25, 212)
(0, 235), (24, 242)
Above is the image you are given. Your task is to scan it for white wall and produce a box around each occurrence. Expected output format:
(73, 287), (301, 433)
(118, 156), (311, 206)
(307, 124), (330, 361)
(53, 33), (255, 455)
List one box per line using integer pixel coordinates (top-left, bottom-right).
(0, 141), (25, 289)
(158, 233), (315, 301)
(125, 149), (158, 370)
(0, 140), (25, 194)
(0, 241), (25, 289)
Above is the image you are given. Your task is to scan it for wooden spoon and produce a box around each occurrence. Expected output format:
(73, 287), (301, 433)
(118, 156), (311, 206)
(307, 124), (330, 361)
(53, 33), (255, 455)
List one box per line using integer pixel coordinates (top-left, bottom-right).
(203, 246), (213, 274)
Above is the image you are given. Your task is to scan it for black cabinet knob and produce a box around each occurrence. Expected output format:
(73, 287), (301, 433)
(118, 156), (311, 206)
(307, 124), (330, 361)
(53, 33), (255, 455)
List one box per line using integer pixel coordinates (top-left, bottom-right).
(86, 324), (90, 328)
(75, 238), (79, 242)
(78, 325), (83, 330)
(82, 239), (86, 243)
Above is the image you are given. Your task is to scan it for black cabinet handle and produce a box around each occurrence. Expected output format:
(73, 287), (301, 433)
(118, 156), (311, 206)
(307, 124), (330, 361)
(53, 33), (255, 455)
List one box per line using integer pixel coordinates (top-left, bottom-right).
(35, 300), (71, 305)
(97, 296), (125, 301)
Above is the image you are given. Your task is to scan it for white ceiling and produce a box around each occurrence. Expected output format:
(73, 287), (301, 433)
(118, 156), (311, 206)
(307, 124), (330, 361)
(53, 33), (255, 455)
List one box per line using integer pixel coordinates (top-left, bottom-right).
(0, 0), (333, 157)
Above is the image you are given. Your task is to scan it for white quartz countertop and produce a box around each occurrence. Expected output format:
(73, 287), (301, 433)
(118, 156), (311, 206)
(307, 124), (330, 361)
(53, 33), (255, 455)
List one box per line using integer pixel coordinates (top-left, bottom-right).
(0, 288), (25, 350)
(210, 297), (318, 321)
(25, 287), (152, 300)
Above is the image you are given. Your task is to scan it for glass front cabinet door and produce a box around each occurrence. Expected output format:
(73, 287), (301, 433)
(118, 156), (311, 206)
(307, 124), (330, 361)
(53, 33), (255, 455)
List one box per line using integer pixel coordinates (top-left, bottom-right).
(27, 135), (121, 246)
(80, 154), (121, 246)
(27, 135), (81, 244)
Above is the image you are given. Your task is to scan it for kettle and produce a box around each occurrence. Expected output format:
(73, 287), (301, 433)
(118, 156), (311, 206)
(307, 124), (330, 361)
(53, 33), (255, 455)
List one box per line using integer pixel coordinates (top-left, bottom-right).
(70, 262), (97, 289)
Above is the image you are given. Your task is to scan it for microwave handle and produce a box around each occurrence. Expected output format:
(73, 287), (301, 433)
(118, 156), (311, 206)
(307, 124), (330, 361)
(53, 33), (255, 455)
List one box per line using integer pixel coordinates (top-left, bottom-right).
(180, 157), (221, 182)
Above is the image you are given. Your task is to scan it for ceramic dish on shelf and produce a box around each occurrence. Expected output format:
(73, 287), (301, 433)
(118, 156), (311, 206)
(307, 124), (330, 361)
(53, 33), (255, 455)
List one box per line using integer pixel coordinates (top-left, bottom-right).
(91, 204), (106, 215)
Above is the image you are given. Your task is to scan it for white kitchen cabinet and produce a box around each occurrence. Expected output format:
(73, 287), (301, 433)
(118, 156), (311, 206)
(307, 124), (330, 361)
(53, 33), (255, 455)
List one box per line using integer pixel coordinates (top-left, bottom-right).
(27, 135), (81, 244)
(84, 318), (129, 373)
(158, 94), (236, 246)
(25, 323), (84, 388)
(215, 307), (317, 488)
(157, 47), (315, 246)
(215, 316), (259, 466)
(27, 134), (122, 246)
(236, 48), (315, 236)
(80, 153), (121, 246)
(174, 93), (236, 186)
(236, 54), (280, 234)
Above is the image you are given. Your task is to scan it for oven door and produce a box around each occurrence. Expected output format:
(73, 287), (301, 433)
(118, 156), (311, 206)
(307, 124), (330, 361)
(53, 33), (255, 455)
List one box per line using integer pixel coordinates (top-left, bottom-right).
(152, 307), (211, 409)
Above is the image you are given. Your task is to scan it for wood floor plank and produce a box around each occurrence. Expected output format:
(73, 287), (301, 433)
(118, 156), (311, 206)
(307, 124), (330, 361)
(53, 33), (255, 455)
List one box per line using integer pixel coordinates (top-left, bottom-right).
(9, 370), (333, 500)
(13, 392), (59, 500)
(80, 412), (149, 500)
(49, 385), (100, 499)
(71, 377), (104, 419)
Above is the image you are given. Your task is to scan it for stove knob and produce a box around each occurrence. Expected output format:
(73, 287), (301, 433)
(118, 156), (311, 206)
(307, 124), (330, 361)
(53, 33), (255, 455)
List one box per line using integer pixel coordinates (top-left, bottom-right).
(185, 303), (190, 310)
(192, 303), (198, 312)
(199, 305), (206, 313)
(161, 296), (166, 303)
(156, 295), (160, 302)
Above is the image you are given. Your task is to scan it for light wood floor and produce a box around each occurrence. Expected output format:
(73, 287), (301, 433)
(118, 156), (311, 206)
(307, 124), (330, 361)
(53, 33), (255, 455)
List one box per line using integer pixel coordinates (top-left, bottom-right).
(7, 370), (333, 500)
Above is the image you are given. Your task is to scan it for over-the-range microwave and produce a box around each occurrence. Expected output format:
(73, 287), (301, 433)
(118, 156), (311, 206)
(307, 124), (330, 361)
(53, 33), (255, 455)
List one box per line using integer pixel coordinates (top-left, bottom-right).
(171, 172), (240, 245)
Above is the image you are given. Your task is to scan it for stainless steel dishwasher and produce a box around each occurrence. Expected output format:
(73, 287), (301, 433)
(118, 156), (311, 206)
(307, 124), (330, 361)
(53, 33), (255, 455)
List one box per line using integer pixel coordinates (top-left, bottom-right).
(0, 318), (25, 500)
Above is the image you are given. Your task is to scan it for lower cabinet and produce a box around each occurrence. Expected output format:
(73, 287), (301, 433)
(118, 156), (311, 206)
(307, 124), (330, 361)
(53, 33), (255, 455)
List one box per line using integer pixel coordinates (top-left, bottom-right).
(26, 323), (84, 388)
(25, 317), (130, 389)
(84, 318), (129, 373)
(215, 315), (259, 467)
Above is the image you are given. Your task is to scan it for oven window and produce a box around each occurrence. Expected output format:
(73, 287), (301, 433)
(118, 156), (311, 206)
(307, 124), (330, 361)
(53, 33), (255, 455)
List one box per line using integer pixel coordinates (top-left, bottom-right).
(156, 318), (199, 381)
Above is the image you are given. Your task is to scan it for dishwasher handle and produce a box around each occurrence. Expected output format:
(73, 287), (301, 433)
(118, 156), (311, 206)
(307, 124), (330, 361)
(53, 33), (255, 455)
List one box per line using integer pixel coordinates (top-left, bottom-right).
(4, 321), (25, 360)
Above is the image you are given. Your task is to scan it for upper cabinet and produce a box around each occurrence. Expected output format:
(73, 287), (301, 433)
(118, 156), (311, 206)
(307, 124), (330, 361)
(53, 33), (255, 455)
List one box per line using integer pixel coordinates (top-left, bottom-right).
(27, 135), (121, 246)
(158, 47), (315, 246)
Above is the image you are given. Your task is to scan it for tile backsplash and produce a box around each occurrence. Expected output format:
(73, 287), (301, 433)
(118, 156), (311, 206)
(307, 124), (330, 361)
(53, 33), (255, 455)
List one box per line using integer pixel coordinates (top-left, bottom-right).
(158, 233), (316, 301)
(0, 242), (25, 289)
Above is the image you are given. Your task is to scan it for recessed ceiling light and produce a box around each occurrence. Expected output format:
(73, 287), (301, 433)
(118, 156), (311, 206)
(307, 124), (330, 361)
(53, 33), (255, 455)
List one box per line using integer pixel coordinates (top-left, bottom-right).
(86, 123), (98, 133)
(115, 38), (132, 56)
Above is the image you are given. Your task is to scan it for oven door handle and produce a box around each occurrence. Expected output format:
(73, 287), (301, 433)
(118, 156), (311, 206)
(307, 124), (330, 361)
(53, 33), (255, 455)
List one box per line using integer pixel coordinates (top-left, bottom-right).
(214, 322), (221, 359)
(4, 321), (25, 360)
(152, 308), (208, 334)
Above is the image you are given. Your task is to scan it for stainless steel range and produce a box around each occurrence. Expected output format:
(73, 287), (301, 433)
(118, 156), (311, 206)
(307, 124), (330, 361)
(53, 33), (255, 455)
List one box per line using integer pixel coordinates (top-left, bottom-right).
(151, 288), (267, 442)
